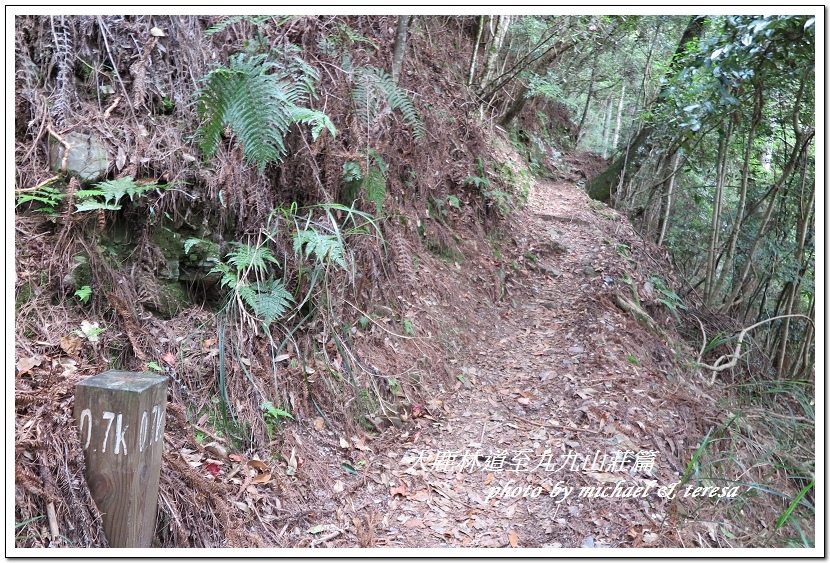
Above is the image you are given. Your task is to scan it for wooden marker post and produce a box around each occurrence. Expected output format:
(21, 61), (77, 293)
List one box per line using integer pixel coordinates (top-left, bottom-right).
(74, 370), (167, 548)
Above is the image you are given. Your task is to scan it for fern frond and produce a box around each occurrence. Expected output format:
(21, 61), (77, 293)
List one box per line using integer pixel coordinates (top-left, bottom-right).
(337, 23), (380, 50)
(363, 166), (386, 214)
(252, 279), (294, 323)
(209, 262), (237, 290)
(225, 241), (279, 274)
(237, 283), (257, 311)
(236, 279), (293, 324)
(196, 53), (330, 173)
(279, 53), (319, 98)
(73, 176), (159, 212)
(288, 106), (337, 141)
(15, 186), (65, 210)
(293, 229), (347, 270)
(184, 238), (206, 255)
(74, 200), (122, 212)
(352, 65), (425, 140)
(204, 15), (272, 35)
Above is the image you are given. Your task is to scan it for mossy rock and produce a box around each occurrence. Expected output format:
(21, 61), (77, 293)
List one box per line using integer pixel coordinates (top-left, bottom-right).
(149, 281), (193, 319)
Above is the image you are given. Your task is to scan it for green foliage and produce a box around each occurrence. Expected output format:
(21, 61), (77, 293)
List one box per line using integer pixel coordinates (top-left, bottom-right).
(471, 161), (531, 216)
(432, 195), (462, 218)
(238, 280), (294, 324)
(183, 238), (206, 255)
(73, 285), (92, 304)
(15, 185), (65, 214)
(661, 15), (815, 143)
(146, 361), (164, 373)
(483, 188), (513, 215)
(320, 23), (379, 56)
(363, 166), (386, 214)
(352, 64), (425, 140)
(341, 152), (387, 214)
(288, 106), (336, 142)
(336, 22), (379, 50)
(15, 515), (45, 542)
(342, 161), (362, 183)
(210, 241), (293, 327)
(464, 174), (490, 190)
(205, 15), (272, 35)
(466, 158), (522, 215)
(72, 323), (106, 342)
(74, 176), (160, 212)
(526, 70), (576, 111)
(224, 241), (279, 274)
(615, 243), (630, 258)
(196, 52), (334, 173)
(293, 229), (347, 270)
(775, 479), (814, 533)
(261, 400), (294, 422)
(650, 275), (687, 318)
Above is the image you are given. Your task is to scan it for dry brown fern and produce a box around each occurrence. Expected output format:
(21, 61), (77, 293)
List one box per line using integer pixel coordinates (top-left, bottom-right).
(106, 290), (150, 361)
(386, 227), (416, 288)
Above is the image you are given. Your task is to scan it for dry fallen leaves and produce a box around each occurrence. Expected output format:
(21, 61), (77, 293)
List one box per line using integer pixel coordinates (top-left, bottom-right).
(247, 459), (272, 484)
(16, 355), (42, 375)
(60, 334), (83, 356)
(162, 351), (177, 366)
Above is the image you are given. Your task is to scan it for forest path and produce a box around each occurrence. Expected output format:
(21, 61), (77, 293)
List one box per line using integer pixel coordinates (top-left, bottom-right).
(335, 179), (701, 548)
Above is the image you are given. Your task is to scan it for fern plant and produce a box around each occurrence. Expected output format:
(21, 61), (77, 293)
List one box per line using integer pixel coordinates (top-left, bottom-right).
(341, 151), (387, 214)
(352, 64), (425, 141)
(204, 15), (272, 35)
(209, 241), (293, 326)
(74, 176), (160, 212)
(15, 185), (65, 214)
(293, 229), (347, 270)
(196, 52), (335, 173)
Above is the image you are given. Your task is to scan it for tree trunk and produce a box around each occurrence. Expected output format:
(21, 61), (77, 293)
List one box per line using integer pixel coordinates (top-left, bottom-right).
(467, 15), (486, 86)
(495, 21), (588, 126)
(391, 15), (411, 84)
(704, 121), (732, 305)
(612, 82), (625, 150)
(602, 96), (612, 159)
(774, 172), (815, 377)
(791, 297), (815, 379)
(497, 39), (573, 127)
(718, 75), (813, 312)
(656, 151), (678, 246)
(587, 16), (707, 201)
(499, 83), (530, 127)
(575, 65), (597, 147)
(479, 15), (511, 96)
(710, 83), (762, 303)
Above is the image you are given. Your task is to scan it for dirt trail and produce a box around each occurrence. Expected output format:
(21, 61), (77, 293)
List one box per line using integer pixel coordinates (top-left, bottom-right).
(335, 179), (705, 548)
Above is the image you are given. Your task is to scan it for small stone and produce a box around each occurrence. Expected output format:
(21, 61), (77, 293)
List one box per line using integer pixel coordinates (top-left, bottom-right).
(567, 346), (585, 354)
(49, 131), (111, 182)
